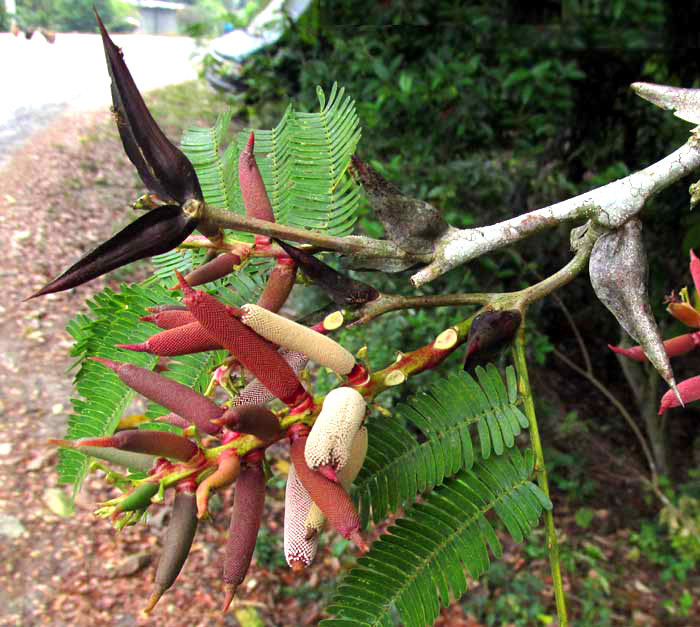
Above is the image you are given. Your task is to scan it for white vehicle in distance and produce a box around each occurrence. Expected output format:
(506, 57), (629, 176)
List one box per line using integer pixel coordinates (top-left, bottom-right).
(205, 0), (311, 92)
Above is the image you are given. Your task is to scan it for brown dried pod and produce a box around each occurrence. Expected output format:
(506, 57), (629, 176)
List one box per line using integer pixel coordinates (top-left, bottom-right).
(349, 156), (449, 254)
(589, 218), (680, 399)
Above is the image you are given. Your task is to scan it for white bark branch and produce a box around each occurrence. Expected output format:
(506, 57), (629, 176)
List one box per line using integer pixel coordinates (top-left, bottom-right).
(410, 135), (700, 287)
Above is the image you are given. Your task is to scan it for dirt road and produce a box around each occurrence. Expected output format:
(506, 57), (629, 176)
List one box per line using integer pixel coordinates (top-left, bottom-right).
(0, 32), (197, 168)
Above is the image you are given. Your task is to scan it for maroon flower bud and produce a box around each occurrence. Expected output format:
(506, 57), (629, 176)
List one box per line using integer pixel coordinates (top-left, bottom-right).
(90, 357), (221, 435)
(144, 484), (198, 613)
(68, 429), (198, 462)
(222, 458), (266, 612)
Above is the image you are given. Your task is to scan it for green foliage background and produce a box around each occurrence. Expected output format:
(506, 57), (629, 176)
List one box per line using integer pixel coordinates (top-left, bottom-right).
(13, 0), (133, 32)
(218, 0), (700, 454)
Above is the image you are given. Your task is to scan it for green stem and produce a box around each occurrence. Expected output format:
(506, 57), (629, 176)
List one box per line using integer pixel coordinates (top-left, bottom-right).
(512, 324), (568, 627)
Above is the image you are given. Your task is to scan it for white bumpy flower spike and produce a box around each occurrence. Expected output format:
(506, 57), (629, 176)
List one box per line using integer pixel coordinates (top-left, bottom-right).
(284, 462), (319, 570)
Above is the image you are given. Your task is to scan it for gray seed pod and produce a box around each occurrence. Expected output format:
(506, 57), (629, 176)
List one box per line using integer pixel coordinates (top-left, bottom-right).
(305, 426), (368, 538)
(284, 462), (319, 569)
(305, 387), (366, 472)
(240, 304), (356, 375)
(589, 218), (679, 396)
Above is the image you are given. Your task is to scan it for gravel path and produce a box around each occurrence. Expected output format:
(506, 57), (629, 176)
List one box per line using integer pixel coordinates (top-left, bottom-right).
(0, 33), (197, 169)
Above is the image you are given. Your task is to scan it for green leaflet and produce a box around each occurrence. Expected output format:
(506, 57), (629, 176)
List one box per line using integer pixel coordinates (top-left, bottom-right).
(354, 366), (529, 527)
(58, 283), (181, 493)
(322, 448), (552, 627)
(153, 83), (362, 289)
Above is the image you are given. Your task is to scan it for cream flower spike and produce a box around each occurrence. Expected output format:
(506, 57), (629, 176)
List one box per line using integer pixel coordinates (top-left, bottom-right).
(305, 387), (366, 481)
(239, 304), (356, 375)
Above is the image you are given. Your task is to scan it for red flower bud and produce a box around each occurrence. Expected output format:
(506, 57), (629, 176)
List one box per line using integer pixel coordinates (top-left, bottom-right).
(659, 375), (700, 414)
(175, 272), (307, 407)
(118, 321), (222, 356)
(289, 433), (366, 551)
(239, 132), (275, 223)
(256, 258), (297, 313)
(141, 309), (196, 329)
(609, 332), (700, 362)
(183, 252), (242, 288)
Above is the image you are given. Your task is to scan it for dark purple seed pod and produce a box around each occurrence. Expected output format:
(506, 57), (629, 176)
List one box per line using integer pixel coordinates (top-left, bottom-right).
(222, 458), (266, 612)
(73, 429), (198, 462)
(95, 10), (202, 205)
(90, 357), (221, 435)
(273, 238), (379, 308)
(183, 252), (242, 288)
(144, 485), (198, 613)
(214, 405), (282, 441)
(28, 205), (198, 298)
(464, 310), (522, 372)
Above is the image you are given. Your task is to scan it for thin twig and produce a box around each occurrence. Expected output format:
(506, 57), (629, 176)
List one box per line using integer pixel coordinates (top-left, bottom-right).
(551, 346), (658, 484)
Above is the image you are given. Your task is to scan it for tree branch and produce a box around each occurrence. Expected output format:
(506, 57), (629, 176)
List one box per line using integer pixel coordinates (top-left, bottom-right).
(202, 207), (428, 262)
(410, 136), (700, 286)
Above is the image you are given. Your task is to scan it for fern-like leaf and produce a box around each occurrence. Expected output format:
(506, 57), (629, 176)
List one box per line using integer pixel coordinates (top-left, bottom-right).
(355, 365), (529, 527)
(322, 448), (552, 627)
(57, 284), (182, 491)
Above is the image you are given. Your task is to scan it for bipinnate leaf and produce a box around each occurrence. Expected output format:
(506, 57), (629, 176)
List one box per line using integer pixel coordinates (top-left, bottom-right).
(322, 448), (551, 627)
